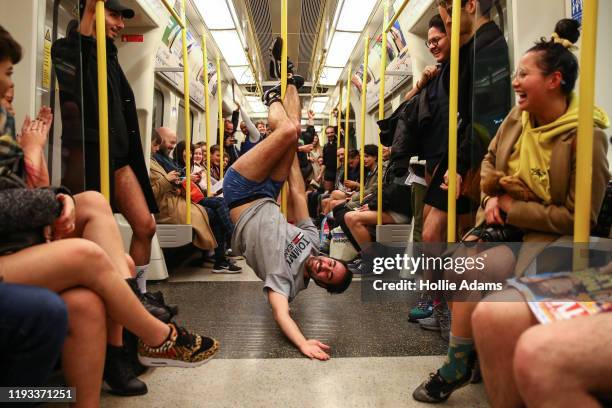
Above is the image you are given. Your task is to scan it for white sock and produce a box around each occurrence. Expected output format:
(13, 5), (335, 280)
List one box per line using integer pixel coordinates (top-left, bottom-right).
(135, 264), (149, 294)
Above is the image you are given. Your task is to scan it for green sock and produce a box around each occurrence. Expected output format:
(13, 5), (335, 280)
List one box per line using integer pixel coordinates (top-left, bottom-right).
(438, 334), (475, 382)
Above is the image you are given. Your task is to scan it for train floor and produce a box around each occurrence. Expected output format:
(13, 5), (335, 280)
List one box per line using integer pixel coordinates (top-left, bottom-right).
(54, 257), (488, 408)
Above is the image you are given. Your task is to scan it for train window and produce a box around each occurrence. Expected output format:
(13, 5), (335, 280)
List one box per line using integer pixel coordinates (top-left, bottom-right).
(153, 88), (164, 129)
(176, 101), (194, 142)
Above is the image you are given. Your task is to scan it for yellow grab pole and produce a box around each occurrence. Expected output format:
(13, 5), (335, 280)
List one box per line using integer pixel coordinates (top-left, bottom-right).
(574, 0), (598, 244)
(217, 57), (224, 180)
(202, 37), (212, 197)
(280, 0), (288, 216)
(384, 0), (410, 34)
(160, 0), (185, 28)
(360, 38), (369, 202)
(181, 0), (191, 224)
(95, 0), (110, 200)
(377, 0), (389, 226)
(446, 0), (461, 243)
(337, 83), (342, 169)
(344, 65), (351, 182)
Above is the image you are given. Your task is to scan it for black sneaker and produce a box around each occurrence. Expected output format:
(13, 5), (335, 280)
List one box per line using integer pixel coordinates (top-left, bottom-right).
(103, 345), (148, 396)
(212, 259), (242, 274)
(125, 279), (176, 323)
(144, 291), (179, 318)
(138, 322), (219, 368)
(412, 370), (472, 403)
(269, 36), (294, 78)
(262, 85), (282, 107)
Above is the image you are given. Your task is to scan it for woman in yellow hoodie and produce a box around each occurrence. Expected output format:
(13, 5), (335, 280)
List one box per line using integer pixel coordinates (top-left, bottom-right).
(413, 18), (610, 404)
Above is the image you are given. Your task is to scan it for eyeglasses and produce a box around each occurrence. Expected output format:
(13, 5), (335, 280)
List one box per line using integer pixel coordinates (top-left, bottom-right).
(425, 35), (446, 48)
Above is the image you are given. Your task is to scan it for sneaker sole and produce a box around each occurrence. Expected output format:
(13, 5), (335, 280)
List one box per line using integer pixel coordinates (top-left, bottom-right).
(212, 269), (242, 274)
(419, 324), (441, 331)
(138, 350), (217, 368)
(102, 382), (148, 397)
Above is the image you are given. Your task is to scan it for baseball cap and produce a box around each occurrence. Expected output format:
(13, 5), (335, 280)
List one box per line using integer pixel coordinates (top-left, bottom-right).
(105, 0), (135, 19)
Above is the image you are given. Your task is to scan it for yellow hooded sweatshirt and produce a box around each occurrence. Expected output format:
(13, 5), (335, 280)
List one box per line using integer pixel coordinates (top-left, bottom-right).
(506, 95), (610, 204)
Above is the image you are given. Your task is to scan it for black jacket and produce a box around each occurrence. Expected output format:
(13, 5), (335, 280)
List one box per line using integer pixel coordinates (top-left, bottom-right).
(52, 30), (158, 213)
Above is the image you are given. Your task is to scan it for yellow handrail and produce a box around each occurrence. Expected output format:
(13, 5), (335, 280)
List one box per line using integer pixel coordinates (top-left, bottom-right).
(384, 0), (410, 34)
(344, 65), (351, 182)
(217, 56), (224, 179)
(446, 0), (461, 243)
(280, 0), (288, 216)
(160, 0), (185, 29)
(377, 0), (389, 225)
(202, 36), (212, 197)
(95, 0), (110, 200)
(574, 0), (599, 244)
(337, 83), (342, 169)
(180, 0), (191, 224)
(360, 38), (369, 202)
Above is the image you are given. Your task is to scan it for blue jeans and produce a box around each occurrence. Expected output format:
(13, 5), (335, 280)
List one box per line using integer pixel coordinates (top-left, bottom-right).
(0, 283), (68, 386)
(223, 167), (283, 209)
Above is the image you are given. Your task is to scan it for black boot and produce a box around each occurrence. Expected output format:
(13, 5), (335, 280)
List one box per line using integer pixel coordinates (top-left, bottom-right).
(125, 278), (175, 323)
(103, 345), (148, 396)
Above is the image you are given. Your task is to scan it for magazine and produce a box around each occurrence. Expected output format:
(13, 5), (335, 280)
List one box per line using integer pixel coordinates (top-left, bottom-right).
(507, 263), (612, 324)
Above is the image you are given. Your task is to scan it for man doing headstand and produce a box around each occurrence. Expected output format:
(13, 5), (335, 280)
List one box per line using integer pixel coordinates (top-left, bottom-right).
(223, 73), (352, 361)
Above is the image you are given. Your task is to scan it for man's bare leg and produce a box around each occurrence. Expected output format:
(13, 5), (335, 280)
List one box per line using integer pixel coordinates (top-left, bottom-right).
(472, 291), (537, 408)
(231, 96), (298, 184)
(514, 313), (612, 407)
(270, 83), (301, 182)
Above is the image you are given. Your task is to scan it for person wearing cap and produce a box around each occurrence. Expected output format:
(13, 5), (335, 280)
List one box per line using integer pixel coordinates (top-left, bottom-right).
(51, 0), (160, 397)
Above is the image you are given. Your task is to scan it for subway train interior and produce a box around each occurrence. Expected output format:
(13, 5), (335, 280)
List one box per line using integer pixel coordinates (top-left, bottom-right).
(1, 0), (612, 407)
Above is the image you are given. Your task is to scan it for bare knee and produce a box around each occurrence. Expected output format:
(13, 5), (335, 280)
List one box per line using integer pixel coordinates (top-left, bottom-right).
(345, 211), (359, 228)
(513, 326), (558, 399)
(74, 191), (113, 218)
(62, 288), (107, 328)
(131, 215), (156, 241)
(65, 239), (115, 281)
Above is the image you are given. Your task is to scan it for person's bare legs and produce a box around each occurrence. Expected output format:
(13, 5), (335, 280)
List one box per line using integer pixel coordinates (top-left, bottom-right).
(514, 313), (612, 408)
(471, 290), (537, 408)
(60, 288), (106, 408)
(114, 166), (156, 267)
(269, 82), (301, 183)
(70, 191), (135, 347)
(0, 240), (169, 348)
(231, 97), (298, 184)
(344, 210), (395, 245)
(422, 205), (447, 243)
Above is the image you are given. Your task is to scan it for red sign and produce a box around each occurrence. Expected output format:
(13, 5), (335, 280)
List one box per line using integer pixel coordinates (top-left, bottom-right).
(121, 35), (144, 43)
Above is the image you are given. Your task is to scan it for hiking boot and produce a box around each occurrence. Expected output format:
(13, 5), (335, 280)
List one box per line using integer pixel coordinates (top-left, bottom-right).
(412, 370), (472, 403)
(408, 296), (434, 322)
(126, 278), (175, 323)
(212, 259), (242, 274)
(103, 345), (148, 396)
(138, 323), (219, 368)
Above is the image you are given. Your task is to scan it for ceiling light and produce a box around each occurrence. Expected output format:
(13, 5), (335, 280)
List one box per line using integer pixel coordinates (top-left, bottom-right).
(195, 0), (235, 30)
(211, 30), (248, 66)
(319, 67), (343, 86)
(230, 66), (255, 84)
(326, 32), (360, 67)
(336, 0), (378, 32)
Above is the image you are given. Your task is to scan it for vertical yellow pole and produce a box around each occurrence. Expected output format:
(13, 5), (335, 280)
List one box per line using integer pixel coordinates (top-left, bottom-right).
(573, 0), (599, 269)
(202, 37), (212, 197)
(280, 0), (288, 216)
(181, 0), (191, 224)
(217, 57), (224, 180)
(377, 0), (389, 226)
(574, 0), (598, 244)
(95, 0), (110, 200)
(344, 65), (351, 182)
(337, 84), (342, 169)
(360, 38), (369, 202)
(446, 0), (461, 243)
